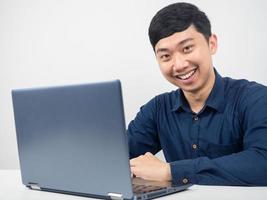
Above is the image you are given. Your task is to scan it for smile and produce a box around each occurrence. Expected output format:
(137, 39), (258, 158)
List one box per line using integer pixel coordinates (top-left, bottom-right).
(175, 69), (197, 80)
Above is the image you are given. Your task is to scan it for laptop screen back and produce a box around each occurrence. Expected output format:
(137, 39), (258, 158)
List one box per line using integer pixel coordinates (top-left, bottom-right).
(12, 80), (133, 199)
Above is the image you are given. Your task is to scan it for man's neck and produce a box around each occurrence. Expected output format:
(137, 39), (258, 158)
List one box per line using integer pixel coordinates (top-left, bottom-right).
(183, 71), (216, 113)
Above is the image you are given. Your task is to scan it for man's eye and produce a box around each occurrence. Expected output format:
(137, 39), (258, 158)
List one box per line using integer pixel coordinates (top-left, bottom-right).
(160, 54), (170, 61)
(183, 45), (193, 53)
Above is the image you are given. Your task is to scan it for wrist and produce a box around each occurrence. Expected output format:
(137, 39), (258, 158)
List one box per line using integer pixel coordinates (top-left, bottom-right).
(164, 163), (172, 181)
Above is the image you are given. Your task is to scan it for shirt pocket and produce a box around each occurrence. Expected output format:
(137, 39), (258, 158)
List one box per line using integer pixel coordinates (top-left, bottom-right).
(199, 141), (243, 159)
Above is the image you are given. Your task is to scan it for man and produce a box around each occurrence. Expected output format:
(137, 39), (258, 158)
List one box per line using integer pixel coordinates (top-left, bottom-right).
(128, 2), (267, 186)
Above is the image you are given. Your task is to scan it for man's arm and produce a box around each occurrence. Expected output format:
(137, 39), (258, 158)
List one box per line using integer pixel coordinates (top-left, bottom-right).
(128, 86), (267, 186)
(127, 97), (161, 158)
(129, 147), (267, 186)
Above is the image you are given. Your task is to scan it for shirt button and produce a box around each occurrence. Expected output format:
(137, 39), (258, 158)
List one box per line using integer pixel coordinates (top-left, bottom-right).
(192, 144), (198, 149)
(193, 116), (199, 121)
(182, 178), (189, 184)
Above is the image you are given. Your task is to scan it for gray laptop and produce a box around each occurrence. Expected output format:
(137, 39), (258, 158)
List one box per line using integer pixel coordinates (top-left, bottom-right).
(12, 80), (192, 200)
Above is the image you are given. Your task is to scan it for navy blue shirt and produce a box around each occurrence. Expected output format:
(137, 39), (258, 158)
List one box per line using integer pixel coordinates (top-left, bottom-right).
(127, 69), (267, 186)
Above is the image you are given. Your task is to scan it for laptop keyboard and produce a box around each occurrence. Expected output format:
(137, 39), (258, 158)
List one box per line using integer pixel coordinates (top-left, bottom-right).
(133, 184), (166, 194)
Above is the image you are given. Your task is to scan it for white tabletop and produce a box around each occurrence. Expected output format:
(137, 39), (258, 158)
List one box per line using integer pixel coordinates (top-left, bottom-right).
(1, 170), (267, 200)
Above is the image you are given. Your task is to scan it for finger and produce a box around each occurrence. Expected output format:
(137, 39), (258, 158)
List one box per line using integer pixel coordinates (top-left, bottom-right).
(130, 158), (137, 166)
(130, 166), (136, 175)
(130, 156), (142, 166)
(130, 166), (139, 176)
(145, 152), (153, 156)
(131, 167), (145, 179)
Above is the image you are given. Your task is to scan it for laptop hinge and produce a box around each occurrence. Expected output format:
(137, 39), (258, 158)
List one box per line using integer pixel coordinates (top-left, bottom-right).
(108, 192), (123, 200)
(28, 183), (41, 190)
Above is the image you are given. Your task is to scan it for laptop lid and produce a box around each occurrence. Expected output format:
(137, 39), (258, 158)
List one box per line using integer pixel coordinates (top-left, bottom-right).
(12, 80), (134, 199)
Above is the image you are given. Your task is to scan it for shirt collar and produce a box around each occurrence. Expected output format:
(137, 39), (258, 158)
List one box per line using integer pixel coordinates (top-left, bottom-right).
(171, 89), (189, 112)
(205, 69), (225, 113)
(171, 68), (225, 113)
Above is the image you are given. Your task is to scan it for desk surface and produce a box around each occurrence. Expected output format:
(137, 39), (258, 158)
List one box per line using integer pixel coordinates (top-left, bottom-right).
(1, 170), (267, 200)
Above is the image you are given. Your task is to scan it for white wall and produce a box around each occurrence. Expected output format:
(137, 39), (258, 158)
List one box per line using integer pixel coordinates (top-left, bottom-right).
(1, 0), (267, 169)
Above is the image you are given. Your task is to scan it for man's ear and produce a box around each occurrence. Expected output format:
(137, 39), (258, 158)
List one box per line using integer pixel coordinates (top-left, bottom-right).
(209, 34), (217, 55)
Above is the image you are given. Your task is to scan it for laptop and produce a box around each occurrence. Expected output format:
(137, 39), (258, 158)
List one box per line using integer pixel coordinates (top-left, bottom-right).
(12, 80), (192, 200)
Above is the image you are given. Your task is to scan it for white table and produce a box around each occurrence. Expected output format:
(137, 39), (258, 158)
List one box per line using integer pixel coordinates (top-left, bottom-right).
(1, 170), (267, 200)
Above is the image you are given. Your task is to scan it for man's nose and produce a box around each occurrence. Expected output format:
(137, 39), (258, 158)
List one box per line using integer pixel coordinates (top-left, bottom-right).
(173, 54), (188, 71)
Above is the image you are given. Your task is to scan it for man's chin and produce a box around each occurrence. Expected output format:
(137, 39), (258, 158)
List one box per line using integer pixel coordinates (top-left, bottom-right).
(179, 84), (201, 94)
(169, 80), (198, 92)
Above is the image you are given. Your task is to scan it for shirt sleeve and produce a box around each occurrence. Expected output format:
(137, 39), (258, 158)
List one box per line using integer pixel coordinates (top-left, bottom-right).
(170, 84), (267, 186)
(127, 97), (161, 159)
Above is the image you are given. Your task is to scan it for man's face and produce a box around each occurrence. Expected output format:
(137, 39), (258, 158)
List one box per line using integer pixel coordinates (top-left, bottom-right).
(155, 25), (217, 95)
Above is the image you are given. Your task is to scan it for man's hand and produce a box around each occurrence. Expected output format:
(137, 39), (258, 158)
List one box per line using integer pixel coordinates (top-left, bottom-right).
(130, 152), (172, 181)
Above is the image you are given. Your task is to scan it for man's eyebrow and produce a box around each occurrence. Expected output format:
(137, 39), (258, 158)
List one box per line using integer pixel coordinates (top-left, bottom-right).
(178, 38), (194, 46)
(156, 38), (194, 54)
(156, 48), (169, 54)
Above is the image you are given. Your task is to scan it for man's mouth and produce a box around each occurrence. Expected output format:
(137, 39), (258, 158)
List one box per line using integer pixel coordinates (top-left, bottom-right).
(175, 68), (197, 80)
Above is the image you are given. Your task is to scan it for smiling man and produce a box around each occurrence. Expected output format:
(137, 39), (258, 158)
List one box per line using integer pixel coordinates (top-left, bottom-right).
(128, 2), (267, 186)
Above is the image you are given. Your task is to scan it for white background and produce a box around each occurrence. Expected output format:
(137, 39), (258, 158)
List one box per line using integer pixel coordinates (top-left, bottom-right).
(1, 0), (267, 169)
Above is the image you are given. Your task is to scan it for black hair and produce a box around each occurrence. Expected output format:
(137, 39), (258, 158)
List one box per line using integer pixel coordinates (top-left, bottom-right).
(148, 2), (211, 50)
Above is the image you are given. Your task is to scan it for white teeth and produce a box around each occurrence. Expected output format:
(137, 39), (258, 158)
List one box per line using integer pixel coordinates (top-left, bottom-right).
(177, 69), (196, 80)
